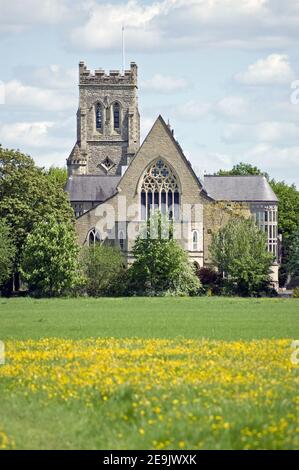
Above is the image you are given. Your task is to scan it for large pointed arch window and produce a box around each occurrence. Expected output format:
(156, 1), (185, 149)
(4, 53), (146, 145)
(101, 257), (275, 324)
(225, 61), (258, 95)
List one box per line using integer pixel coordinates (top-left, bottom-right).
(140, 159), (180, 220)
(95, 103), (102, 130)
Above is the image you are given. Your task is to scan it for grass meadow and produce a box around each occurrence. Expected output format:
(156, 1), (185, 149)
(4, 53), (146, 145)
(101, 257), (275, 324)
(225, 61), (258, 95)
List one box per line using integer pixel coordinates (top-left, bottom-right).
(0, 297), (298, 450)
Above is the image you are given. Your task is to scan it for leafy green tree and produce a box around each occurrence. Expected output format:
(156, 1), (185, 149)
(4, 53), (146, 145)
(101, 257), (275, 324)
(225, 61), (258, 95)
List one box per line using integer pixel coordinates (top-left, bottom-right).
(216, 162), (269, 179)
(21, 216), (79, 296)
(215, 161), (299, 286)
(129, 212), (201, 296)
(268, 180), (299, 286)
(287, 229), (299, 278)
(210, 218), (274, 296)
(46, 166), (68, 189)
(0, 219), (16, 289)
(269, 180), (299, 242)
(0, 146), (74, 287)
(80, 244), (126, 296)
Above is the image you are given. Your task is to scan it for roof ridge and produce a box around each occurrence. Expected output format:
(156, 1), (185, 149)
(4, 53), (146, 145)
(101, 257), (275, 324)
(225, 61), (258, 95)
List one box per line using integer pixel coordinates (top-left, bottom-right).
(204, 175), (265, 178)
(69, 175), (121, 178)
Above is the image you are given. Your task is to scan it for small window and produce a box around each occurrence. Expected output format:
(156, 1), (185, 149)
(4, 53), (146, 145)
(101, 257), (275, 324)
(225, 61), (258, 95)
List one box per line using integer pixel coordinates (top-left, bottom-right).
(100, 156), (114, 173)
(96, 103), (102, 130)
(119, 230), (125, 251)
(113, 103), (120, 129)
(74, 203), (83, 218)
(192, 230), (199, 251)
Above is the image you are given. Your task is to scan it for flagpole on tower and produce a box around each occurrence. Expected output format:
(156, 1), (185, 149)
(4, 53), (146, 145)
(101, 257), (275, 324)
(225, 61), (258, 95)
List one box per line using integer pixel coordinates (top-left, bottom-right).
(122, 24), (125, 74)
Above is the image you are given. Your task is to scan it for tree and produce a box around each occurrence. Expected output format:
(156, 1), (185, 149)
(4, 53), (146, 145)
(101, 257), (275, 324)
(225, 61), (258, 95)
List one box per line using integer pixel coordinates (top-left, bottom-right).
(210, 218), (274, 296)
(46, 166), (68, 189)
(21, 216), (79, 296)
(215, 161), (299, 286)
(128, 212), (201, 296)
(0, 146), (74, 288)
(216, 162), (269, 179)
(80, 244), (126, 296)
(287, 229), (299, 278)
(216, 163), (299, 241)
(269, 180), (299, 242)
(0, 219), (16, 289)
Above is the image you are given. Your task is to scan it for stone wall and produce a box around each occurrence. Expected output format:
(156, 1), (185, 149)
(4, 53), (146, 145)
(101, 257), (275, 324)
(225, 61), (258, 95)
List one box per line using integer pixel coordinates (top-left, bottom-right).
(75, 116), (208, 267)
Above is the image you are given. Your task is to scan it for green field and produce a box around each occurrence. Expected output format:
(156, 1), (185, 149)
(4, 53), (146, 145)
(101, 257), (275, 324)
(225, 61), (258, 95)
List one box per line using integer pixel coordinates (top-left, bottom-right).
(0, 297), (298, 450)
(1, 297), (299, 340)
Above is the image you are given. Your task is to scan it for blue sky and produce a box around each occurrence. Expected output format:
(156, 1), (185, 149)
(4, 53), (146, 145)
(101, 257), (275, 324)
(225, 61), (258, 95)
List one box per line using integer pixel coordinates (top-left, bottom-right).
(0, 0), (299, 188)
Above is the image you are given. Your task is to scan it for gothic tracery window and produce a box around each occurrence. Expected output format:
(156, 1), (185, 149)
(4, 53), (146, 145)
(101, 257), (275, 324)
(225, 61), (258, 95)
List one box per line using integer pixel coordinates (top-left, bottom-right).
(87, 228), (101, 247)
(140, 159), (180, 220)
(96, 103), (102, 130)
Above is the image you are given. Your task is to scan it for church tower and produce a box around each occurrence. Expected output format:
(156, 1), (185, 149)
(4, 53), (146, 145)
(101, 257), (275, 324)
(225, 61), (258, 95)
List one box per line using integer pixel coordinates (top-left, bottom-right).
(67, 61), (140, 176)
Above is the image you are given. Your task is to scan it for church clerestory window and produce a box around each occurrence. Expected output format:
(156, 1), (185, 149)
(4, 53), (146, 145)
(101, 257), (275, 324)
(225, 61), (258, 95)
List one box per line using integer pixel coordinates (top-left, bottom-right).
(96, 103), (103, 130)
(113, 102), (120, 130)
(140, 159), (180, 221)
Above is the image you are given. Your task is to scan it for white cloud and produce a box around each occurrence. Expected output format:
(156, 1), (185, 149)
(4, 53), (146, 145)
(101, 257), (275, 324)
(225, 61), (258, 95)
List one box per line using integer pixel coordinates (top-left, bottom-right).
(174, 100), (211, 121)
(235, 54), (295, 85)
(0, 119), (74, 156)
(16, 65), (78, 90)
(244, 143), (299, 181)
(70, 0), (165, 52)
(141, 74), (188, 93)
(216, 96), (249, 118)
(0, 0), (70, 32)
(3, 80), (76, 111)
(2, 0), (299, 52)
(188, 147), (236, 177)
(140, 115), (157, 140)
(222, 121), (299, 144)
(69, 0), (299, 52)
(1, 0), (299, 52)
(0, 121), (54, 148)
(188, 142), (299, 187)
(32, 151), (69, 168)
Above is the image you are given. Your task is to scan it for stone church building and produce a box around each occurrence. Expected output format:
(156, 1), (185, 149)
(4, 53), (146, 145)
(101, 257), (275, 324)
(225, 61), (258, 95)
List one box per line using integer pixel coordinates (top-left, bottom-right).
(65, 61), (279, 288)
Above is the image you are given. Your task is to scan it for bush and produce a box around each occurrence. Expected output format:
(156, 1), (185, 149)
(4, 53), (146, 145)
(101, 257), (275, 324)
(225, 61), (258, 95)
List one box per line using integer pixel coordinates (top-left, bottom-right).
(197, 267), (223, 294)
(293, 287), (299, 298)
(128, 212), (201, 296)
(80, 244), (126, 296)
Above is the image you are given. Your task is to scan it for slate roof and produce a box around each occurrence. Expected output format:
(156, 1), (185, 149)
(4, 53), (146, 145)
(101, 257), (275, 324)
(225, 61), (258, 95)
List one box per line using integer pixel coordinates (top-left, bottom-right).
(65, 175), (121, 202)
(203, 175), (278, 202)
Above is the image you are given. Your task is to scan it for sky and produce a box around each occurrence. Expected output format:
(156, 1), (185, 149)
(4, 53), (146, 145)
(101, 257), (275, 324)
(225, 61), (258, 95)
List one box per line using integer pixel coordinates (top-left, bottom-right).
(0, 0), (299, 188)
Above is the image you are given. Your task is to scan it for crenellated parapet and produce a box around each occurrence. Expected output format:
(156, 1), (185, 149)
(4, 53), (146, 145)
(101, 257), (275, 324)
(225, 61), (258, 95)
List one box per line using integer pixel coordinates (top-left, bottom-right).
(79, 61), (138, 87)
